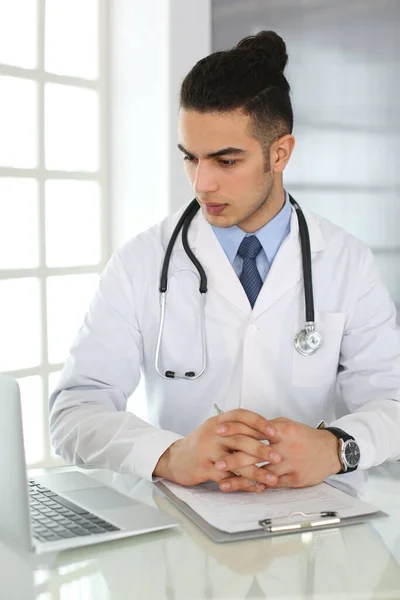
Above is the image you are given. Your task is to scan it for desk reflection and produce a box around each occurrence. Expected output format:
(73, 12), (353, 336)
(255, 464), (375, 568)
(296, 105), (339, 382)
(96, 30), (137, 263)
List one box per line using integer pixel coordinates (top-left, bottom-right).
(1, 464), (399, 600)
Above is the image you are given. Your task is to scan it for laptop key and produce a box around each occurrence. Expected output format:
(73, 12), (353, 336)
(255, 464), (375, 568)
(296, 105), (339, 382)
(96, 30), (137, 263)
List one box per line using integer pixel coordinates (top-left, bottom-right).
(90, 518), (107, 525)
(59, 531), (76, 538)
(53, 527), (70, 535)
(55, 508), (71, 515)
(68, 528), (89, 536)
(58, 518), (75, 526)
(42, 532), (62, 541)
(49, 495), (88, 515)
(86, 525), (105, 533)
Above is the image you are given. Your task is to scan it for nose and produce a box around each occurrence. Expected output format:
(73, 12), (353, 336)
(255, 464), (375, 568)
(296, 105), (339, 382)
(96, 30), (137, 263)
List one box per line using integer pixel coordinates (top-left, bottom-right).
(193, 161), (219, 195)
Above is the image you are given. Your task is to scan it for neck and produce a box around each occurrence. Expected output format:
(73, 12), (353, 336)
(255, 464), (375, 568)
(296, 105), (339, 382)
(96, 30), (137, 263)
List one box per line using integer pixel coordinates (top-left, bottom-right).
(240, 184), (286, 233)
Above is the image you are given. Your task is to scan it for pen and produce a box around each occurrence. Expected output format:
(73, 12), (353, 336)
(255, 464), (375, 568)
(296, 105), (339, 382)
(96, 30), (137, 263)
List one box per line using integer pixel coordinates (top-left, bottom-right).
(259, 511), (340, 532)
(213, 403), (257, 486)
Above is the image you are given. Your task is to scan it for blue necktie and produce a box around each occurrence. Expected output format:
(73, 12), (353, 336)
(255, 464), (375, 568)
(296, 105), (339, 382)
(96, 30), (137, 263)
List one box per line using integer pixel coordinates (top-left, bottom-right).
(237, 235), (263, 308)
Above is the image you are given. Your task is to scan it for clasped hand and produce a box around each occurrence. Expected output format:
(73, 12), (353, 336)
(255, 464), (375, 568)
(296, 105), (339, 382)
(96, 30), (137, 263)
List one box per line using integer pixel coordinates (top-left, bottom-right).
(155, 409), (341, 491)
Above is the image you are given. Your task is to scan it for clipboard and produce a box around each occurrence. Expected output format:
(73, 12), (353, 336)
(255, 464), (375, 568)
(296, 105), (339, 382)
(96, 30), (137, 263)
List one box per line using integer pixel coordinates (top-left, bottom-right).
(155, 481), (386, 543)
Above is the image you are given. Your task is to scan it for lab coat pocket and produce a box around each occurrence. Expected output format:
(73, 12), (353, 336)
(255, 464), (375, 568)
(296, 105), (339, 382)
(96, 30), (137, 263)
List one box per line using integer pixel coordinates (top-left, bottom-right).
(292, 311), (346, 388)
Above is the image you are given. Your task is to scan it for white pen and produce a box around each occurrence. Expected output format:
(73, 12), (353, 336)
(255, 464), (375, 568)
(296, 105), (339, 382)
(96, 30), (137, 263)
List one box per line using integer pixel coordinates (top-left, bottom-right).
(213, 403), (258, 487)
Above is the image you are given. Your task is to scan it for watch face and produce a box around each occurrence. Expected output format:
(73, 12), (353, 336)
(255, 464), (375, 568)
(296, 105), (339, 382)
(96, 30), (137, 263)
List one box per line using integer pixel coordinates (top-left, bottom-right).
(344, 440), (361, 468)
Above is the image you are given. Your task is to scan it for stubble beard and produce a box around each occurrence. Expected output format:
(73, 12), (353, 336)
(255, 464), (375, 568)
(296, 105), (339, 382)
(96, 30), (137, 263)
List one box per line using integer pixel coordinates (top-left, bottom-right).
(231, 178), (274, 230)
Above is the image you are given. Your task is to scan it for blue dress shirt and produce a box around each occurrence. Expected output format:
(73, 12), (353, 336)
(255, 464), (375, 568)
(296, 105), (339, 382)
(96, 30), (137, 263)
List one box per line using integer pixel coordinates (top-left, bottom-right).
(211, 191), (292, 282)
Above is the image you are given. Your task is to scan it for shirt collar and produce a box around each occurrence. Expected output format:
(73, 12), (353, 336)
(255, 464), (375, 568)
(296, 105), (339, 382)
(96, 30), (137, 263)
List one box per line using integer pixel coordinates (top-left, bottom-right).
(211, 190), (292, 264)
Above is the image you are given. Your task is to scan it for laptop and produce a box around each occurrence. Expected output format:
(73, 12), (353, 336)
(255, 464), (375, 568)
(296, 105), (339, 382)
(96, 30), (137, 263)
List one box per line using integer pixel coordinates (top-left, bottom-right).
(0, 375), (179, 554)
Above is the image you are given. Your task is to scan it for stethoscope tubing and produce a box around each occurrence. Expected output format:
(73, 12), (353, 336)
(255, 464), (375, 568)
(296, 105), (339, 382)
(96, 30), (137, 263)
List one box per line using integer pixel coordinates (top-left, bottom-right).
(290, 197), (315, 323)
(156, 194), (320, 378)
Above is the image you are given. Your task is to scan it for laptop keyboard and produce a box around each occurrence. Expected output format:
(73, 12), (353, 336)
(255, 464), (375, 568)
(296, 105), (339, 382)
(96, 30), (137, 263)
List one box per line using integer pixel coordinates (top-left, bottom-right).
(28, 480), (120, 543)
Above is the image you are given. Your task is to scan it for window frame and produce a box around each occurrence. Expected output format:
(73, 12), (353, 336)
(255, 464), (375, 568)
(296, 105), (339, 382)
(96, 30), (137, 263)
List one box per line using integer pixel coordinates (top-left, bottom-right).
(0, 0), (110, 467)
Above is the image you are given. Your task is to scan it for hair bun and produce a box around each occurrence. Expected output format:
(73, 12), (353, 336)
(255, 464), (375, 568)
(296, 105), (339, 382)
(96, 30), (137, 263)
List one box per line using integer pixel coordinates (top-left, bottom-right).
(236, 30), (288, 73)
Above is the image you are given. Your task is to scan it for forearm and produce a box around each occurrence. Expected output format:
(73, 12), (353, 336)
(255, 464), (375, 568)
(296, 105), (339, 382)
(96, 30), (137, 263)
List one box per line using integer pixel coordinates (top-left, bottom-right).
(50, 395), (183, 480)
(331, 399), (400, 469)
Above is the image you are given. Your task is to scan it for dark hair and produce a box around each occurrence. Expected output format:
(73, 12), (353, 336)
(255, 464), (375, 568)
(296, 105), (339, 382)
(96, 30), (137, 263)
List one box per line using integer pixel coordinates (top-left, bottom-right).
(180, 31), (293, 156)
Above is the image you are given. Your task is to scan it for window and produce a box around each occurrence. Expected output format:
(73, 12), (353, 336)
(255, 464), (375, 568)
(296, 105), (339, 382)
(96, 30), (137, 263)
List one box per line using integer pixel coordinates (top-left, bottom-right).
(0, 0), (110, 467)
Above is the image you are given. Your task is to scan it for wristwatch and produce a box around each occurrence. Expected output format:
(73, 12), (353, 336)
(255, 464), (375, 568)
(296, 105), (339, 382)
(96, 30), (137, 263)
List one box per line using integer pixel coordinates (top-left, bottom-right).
(324, 427), (361, 474)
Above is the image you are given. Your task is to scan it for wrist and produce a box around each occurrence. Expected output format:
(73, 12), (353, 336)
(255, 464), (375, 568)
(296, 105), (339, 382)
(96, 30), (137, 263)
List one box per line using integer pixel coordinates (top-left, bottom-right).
(324, 430), (342, 475)
(153, 439), (183, 479)
(324, 427), (361, 473)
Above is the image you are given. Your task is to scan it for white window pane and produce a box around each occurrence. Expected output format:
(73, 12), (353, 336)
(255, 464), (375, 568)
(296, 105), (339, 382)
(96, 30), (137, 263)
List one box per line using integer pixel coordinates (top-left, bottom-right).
(286, 127), (400, 188)
(47, 274), (99, 364)
(45, 0), (98, 79)
(0, 178), (39, 268)
(0, 76), (37, 168)
(45, 180), (101, 267)
(0, 0), (37, 68)
(45, 84), (99, 172)
(0, 278), (41, 371)
(292, 189), (400, 249)
(17, 375), (44, 465)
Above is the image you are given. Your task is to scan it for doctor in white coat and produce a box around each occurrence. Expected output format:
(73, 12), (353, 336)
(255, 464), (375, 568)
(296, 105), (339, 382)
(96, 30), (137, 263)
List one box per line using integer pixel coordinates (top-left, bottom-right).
(50, 31), (400, 493)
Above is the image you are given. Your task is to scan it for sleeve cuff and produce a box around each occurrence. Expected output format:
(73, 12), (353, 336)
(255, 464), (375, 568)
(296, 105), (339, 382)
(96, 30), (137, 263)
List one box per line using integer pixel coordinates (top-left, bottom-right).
(132, 430), (184, 481)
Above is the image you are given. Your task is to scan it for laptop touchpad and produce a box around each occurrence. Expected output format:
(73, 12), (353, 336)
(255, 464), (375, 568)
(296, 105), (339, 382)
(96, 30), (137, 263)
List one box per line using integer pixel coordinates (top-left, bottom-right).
(65, 487), (140, 511)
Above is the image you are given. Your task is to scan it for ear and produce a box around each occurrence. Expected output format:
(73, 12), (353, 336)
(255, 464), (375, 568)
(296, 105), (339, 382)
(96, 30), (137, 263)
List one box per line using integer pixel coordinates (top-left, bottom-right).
(270, 134), (295, 173)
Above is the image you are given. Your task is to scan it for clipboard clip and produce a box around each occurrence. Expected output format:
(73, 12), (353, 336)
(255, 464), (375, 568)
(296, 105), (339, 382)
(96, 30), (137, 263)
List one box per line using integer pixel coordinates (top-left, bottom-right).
(259, 510), (340, 533)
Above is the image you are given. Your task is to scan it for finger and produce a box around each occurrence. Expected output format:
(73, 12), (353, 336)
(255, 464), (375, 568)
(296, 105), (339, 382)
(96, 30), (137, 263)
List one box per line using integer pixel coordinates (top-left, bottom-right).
(220, 435), (282, 464)
(210, 468), (238, 483)
(231, 478), (267, 493)
(217, 409), (276, 438)
(219, 474), (272, 493)
(268, 474), (299, 488)
(215, 421), (267, 440)
(235, 464), (278, 486)
(215, 450), (281, 473)
(209, 468), (266, 492)
(263, 462), (293, 478)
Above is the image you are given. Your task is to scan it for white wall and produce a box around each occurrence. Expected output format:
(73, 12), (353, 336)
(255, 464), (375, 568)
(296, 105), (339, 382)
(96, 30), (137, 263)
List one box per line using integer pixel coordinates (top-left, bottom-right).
(212, 0), (400, 311)
(110, 0), (211, 250)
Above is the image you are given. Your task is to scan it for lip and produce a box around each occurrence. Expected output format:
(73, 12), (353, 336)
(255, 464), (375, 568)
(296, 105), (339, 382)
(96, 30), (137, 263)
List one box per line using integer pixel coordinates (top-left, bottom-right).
(203, 203), (227, 216)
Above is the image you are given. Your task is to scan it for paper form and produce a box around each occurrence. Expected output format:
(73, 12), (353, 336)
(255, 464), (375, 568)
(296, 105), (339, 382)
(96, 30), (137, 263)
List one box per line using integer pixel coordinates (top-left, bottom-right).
(161, 480), (380, 533)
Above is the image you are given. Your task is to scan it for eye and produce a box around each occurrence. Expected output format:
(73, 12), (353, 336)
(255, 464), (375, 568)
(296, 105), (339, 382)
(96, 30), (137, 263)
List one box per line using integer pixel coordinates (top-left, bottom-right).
(183, 155), (196, 163)
(218, 159), (237, 167)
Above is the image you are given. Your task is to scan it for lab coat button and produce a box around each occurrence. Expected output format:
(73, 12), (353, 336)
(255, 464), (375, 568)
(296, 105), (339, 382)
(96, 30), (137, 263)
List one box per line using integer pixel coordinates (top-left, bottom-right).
(249, 324), (258, 332)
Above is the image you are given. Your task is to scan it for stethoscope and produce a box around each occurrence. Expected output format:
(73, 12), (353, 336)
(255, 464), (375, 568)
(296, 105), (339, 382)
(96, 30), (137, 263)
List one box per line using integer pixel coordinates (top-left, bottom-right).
(155, 195), (323, 380)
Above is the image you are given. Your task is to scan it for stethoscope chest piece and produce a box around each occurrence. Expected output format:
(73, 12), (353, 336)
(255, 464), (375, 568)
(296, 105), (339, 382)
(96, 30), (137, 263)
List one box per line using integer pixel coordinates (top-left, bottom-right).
(294, 323), (323, 356)
(156, 195), (323, 381)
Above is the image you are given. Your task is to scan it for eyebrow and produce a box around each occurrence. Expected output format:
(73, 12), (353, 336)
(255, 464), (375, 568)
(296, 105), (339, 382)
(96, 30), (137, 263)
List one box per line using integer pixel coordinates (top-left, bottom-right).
(177, 144), (246, 159)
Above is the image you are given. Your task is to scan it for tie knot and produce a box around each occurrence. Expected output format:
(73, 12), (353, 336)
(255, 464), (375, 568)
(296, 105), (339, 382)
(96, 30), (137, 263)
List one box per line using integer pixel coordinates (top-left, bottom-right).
(237, 235), (262, 260)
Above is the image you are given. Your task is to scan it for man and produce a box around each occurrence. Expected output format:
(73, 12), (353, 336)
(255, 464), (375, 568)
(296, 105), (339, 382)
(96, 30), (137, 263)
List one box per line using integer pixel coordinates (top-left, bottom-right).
(50, 31), (400, 493)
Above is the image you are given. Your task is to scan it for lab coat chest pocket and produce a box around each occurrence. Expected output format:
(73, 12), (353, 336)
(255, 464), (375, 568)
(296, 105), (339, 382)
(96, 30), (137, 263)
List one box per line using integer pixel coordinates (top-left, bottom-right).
(292, 311), (346, 387)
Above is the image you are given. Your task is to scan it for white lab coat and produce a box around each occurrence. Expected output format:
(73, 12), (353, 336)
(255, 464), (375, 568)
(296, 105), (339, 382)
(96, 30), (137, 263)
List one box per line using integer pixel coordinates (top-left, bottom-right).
(50, 202), (400, 480)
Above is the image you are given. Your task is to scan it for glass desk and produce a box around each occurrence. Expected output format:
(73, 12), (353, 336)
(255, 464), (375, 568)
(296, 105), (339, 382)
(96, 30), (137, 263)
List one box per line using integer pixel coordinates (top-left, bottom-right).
(1, 463), (400, 599)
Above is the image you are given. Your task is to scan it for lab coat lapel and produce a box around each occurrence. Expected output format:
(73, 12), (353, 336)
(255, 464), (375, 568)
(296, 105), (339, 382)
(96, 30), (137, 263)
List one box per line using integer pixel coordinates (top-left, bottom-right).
(194, 210), (251, 315)
(252, 205), (325, 319)
(170, 202), (325, 318)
